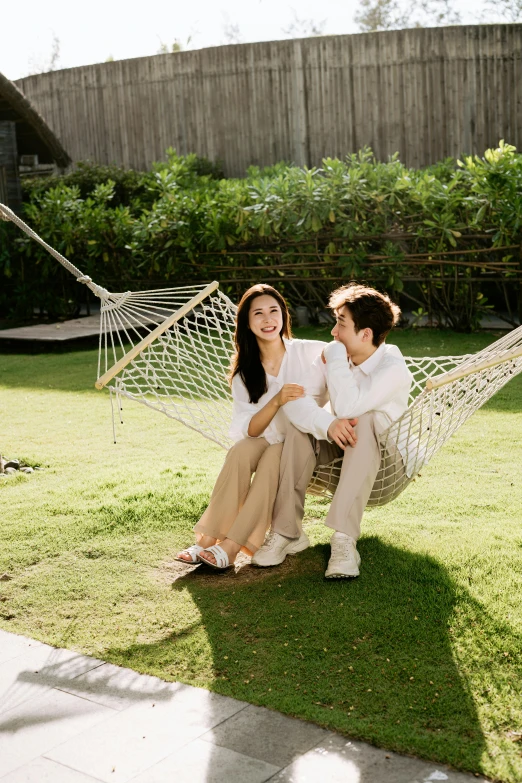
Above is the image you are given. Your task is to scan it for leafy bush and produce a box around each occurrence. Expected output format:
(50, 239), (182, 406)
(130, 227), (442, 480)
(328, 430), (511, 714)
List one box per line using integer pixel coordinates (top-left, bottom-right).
(2, 143), (521, 329)
(21, 149), (224, 212)
(21, 162), (153, 211)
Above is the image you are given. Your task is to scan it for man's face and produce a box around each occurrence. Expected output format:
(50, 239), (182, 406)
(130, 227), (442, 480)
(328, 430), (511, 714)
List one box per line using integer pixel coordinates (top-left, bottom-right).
(331, 305), (369, 358)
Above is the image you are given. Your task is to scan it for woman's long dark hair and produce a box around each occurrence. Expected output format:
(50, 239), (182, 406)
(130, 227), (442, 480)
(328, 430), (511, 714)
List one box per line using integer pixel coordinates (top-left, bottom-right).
(229, 284), (292, 403)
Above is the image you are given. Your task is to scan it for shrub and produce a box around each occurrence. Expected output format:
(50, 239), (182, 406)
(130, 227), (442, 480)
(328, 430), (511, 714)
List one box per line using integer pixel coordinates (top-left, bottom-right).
(20, 149), (224, 212)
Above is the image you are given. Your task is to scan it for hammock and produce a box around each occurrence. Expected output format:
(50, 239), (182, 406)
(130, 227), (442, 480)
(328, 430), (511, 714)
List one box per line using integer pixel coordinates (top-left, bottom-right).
(2, 202), (522, 505)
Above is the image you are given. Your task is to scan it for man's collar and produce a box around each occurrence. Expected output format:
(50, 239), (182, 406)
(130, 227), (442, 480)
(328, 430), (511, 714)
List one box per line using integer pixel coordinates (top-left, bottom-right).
(351, 342), (386, 375)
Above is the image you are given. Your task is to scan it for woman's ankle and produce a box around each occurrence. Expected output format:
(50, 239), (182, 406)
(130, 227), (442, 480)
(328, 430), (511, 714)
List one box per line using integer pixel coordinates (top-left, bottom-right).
(198, 535), (217, 548)
(221, 538), (241, 557)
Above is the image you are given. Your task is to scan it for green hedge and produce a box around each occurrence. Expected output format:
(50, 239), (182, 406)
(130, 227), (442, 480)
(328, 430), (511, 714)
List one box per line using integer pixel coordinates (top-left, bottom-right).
(1, 143), (521, 329)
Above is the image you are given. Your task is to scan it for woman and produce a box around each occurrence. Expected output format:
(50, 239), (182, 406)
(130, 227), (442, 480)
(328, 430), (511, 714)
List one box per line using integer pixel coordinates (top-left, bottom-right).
(175, 283), (327, 570)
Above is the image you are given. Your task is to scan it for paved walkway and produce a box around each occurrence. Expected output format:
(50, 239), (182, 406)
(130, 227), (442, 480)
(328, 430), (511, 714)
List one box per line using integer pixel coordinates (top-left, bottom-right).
(0, 629), (487, 783)
(0, 315), (103, 345)
(0, 312), (149, 348)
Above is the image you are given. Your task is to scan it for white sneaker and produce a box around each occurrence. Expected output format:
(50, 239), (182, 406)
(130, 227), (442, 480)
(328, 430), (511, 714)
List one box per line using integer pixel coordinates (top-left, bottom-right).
(251, 530), (310, 567)
(325, 533), (361, 579)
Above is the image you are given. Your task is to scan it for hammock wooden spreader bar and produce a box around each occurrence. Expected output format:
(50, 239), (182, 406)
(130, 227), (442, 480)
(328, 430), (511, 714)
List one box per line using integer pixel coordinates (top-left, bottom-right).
(94, 281), (220, 390)
(425, 344), (522, 390)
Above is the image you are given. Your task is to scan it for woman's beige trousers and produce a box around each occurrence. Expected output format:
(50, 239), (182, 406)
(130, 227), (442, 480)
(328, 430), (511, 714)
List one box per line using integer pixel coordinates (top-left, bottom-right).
(194, 437), (283, 554)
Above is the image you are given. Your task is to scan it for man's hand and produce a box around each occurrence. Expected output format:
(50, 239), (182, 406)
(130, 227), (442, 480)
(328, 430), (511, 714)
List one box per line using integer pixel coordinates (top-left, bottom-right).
(322, 342), (350, 365)
(327, 418), (358, 450)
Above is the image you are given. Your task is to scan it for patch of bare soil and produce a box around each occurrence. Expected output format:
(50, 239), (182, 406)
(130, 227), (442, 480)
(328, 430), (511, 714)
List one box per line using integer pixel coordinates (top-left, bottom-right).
(157, 550), (308, 587)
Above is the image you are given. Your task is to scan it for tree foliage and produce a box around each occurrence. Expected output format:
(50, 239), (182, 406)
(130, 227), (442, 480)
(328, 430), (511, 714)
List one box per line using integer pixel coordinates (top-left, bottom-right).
(481, 0), (522, 22)
(281, 12), (327, 38)
(354, 0), (460, 32)
(26, 33), (61, 76)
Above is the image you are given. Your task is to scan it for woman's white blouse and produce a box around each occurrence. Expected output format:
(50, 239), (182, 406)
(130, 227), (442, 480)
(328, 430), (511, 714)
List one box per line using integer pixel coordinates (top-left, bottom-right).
(229, 338), (328, 444)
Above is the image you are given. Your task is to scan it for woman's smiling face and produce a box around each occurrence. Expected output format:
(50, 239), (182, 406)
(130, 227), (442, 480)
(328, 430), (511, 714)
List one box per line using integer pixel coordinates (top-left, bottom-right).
(248, 295), (284, 342)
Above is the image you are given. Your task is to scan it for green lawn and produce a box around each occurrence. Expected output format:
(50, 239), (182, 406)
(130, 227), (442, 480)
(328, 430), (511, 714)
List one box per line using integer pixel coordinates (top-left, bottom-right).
(1, 328), (521, 782)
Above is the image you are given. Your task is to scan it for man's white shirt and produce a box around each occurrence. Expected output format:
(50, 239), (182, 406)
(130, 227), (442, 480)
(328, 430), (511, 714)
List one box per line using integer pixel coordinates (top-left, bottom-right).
(283, 340), (414, 471)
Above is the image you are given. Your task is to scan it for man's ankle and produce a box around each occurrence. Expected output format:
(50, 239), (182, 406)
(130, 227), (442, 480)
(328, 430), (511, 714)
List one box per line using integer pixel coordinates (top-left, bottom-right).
(331, 531), (356, 543)
(271, 530), (296, 541)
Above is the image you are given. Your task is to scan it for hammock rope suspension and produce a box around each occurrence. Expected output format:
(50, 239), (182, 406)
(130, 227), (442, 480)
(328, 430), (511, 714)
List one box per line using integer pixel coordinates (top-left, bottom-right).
(2, 202), (522, 505)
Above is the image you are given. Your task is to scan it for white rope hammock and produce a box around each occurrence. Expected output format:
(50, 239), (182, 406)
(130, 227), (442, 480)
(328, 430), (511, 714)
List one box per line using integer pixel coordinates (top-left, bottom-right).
(2, 201), (522, 506)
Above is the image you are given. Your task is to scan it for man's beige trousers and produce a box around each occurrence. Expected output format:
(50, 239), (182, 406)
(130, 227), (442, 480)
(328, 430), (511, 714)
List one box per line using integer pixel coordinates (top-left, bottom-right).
(272, 412), (405, 541)
(194, 437), (283, 554)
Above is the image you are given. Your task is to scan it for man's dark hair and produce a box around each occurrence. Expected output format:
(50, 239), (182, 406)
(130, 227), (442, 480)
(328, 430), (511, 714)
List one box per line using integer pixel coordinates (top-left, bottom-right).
(328, 283), (401, 347)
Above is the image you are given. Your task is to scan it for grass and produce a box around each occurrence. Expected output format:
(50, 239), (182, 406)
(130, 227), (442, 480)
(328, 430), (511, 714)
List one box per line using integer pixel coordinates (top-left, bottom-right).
(1, 327), (521, 781)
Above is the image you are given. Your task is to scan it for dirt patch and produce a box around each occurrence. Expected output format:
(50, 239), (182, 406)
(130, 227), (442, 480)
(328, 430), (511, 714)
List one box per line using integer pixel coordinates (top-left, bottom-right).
(157, 550), (309, 587)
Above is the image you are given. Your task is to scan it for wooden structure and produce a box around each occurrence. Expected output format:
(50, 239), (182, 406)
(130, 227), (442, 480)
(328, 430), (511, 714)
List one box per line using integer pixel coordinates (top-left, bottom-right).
(0, 122), (19, 208)
(0, 72), (70, 211)
(14, 24), (522, 176)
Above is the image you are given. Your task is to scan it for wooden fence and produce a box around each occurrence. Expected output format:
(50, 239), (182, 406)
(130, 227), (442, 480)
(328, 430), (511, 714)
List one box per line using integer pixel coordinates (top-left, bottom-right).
(15, 24), (522, 176)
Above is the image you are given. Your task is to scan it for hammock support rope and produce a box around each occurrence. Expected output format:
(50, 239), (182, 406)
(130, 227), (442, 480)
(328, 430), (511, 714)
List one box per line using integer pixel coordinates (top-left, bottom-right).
(2, 201), (522, 505)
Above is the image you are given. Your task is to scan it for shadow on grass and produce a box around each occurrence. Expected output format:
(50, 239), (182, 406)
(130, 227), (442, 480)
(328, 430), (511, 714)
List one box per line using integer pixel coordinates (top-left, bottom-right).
(0, 350), (99, 393)
(102, 537), (511, 778)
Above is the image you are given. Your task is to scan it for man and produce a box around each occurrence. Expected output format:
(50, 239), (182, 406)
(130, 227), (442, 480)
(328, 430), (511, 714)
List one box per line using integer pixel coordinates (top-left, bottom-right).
(251, 283), (412, 578)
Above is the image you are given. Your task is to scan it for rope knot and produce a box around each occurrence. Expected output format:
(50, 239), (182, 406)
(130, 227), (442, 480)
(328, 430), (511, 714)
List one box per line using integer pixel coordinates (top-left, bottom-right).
(76, 275), (110, 301)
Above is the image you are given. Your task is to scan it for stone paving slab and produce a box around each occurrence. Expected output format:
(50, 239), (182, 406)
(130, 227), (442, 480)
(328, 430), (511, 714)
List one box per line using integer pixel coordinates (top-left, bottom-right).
(268, 734), (483, 783)
(0, 756), (102, 783)
(0, 631), (489, 783)
(0, 643), (104, 715)
(200, 703), (328, 768)
(0, 757), (102, 783)
(45, 685), (247, 783)
(0, 629), (43, 666)
(0, 312), (152, 346)
(54, 662), (180, 712)
(0, 687), (115, 779)
(130, 737), (280, 783)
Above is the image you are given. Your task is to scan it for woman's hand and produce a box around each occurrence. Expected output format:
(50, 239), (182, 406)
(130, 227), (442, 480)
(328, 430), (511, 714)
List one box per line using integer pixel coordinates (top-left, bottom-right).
(275, 383), (305, 407)
(247, 384), (305, 437)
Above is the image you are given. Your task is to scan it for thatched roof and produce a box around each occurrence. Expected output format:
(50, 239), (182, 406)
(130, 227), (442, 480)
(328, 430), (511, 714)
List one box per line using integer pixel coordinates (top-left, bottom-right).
(0, 72), (71, 168)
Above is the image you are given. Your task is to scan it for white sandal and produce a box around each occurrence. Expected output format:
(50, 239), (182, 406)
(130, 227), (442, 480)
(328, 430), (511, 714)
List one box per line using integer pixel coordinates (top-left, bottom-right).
(174, 544), (204, 564)
(197, 544), (233, 570)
